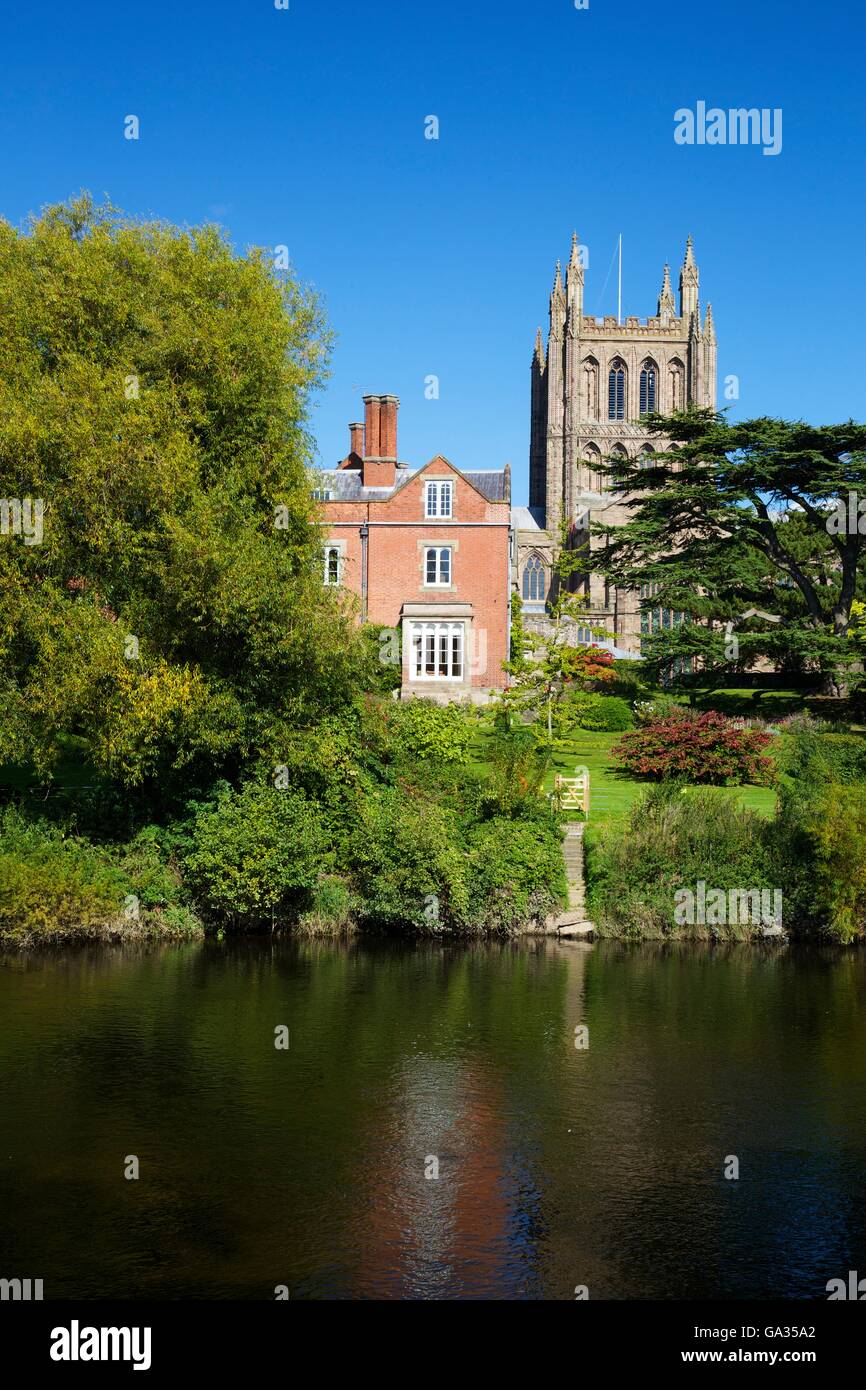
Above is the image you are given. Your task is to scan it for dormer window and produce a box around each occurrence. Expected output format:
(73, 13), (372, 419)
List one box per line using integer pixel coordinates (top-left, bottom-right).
(425, 480), (453, 518)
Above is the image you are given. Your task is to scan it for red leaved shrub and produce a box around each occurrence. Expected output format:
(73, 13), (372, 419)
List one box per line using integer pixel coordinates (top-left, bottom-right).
(614, 710), (775, 785)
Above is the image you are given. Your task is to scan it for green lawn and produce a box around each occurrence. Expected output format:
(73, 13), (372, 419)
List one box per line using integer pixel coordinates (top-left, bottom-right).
(469, 724), (778, 828)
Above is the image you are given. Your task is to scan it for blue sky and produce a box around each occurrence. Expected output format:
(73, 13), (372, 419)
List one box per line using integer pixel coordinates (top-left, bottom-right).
(1, 0), (863, 500)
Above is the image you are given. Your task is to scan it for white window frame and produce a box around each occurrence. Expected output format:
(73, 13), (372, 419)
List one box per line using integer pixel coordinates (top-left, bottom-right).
(409, 621), (464, 681)
(424, 479), (453, 519)
(323, 544), (343, 586)
(424, 546), (452, 587)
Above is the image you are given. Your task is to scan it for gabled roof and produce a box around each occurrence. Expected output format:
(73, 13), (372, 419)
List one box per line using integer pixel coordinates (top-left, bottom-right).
(318, 456), (510, 505)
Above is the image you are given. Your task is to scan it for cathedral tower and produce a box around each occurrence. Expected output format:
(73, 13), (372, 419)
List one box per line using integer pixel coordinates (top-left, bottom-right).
(520, 234), (717, 653)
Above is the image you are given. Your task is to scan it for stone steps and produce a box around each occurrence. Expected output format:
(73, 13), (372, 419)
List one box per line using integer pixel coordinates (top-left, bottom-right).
(546, 821), (595, 936)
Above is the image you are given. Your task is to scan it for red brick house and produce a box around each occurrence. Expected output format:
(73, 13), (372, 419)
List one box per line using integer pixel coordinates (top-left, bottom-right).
(316, 394), (511, 701)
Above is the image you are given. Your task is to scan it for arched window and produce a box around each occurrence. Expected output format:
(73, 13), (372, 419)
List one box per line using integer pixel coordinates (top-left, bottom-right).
(582, 443), (602, 492)
(639, 445), (655, 470)
(608, 359), (626, 420)
(582, 356), (599, 420)
(668, 358), (685, 412)
(522, 553), (546, 603)
(639, 359), (657, 416)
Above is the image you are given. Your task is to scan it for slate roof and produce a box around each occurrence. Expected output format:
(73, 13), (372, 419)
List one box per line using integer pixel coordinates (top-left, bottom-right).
(511, 505), (547, 531)
(319, 464), (509, 504)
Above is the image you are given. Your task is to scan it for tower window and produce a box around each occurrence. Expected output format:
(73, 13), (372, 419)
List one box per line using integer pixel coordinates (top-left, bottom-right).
(639, 361), (657, 416)
(522, 553), (546, 603)
(608, 361), (625, 420)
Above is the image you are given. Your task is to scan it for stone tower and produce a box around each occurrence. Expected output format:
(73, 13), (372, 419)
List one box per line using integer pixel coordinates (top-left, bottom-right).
(520, 233), (717, 653)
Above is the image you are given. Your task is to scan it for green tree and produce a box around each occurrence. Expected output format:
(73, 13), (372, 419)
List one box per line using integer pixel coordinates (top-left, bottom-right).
(500, 519), (610, 743)
(594, 411), (866, 695)
(0, 195), (364, 791)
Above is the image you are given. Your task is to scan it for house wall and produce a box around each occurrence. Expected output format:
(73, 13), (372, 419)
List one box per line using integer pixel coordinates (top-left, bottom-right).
(323, 458), (510, 700)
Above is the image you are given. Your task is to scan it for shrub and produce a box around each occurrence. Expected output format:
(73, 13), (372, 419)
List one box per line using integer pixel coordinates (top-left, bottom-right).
(606, 660), (644, 699)
(615, 711), (775, 785)
(118, 825), (186, 911)
(807, 786), (866, 943)
(0, 809), (125, 939)
(769, 783), (866, 943)
(633, 694), (687, 725)
(561, 645), (616, 686)
(584, 787), (778, 938)
(775, 711), (837, 735)
(182, 780), (330, 924)
(777, 731), (866, 786)
(297, 875), (354, 935)
(576, 694), (634, 732)
(389, 698), (473, 765)
(477, 730), (550, 819)
(349, 787), (470, 930)
(465, 816), (567, 933)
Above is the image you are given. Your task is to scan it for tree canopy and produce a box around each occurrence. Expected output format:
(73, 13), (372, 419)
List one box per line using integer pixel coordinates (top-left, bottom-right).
(0, 195), (364, 791)
(594, 410), (866, 692)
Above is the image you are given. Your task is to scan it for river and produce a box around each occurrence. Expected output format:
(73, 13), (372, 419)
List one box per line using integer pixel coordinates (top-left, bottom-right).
(1, 938), (864, 1300)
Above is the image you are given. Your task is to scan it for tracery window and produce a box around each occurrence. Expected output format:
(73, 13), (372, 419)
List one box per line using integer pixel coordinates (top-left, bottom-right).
(608, 359), (626, 420)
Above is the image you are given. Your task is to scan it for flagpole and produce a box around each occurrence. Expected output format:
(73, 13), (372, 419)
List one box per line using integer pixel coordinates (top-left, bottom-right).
(617, 233), (622, 324)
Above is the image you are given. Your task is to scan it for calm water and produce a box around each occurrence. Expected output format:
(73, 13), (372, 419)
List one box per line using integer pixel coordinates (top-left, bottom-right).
(1, 938), (865, 1300)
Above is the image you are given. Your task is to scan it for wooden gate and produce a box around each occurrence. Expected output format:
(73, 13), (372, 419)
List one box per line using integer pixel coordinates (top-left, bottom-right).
(553, 770), (590, 818)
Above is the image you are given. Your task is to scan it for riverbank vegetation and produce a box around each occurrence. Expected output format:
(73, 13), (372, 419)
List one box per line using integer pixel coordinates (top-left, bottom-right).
(2, 197), (866, 947)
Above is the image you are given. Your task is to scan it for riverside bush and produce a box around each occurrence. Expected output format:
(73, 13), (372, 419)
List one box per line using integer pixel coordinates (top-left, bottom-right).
(769, 783), (866, 943)
(584, 787), (778, 938)
(182, 781), (330, 925)
(348, 787), (470, 930)
(0, 809), (125, 939)
(465, 816), (566, 932)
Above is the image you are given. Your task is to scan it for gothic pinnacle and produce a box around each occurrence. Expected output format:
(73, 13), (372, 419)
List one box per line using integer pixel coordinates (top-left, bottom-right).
(658, 262), (676, 316)
(684, 234), (696, 267)
(534, 326), (545, 366)
(704, 302), (716, 342)
(569, 232), (581, 267)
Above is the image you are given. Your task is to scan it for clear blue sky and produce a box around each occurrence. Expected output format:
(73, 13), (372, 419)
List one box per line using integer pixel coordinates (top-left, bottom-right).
(1, 0), (863, 501)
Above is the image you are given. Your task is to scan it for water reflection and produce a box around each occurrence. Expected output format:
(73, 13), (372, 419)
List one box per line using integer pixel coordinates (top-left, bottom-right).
(0, 938), (864, 1299)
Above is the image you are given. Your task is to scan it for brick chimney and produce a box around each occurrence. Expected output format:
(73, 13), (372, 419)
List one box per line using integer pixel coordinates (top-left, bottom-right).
(349, 421), (364, 458)
(362, 394), (399, 488)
